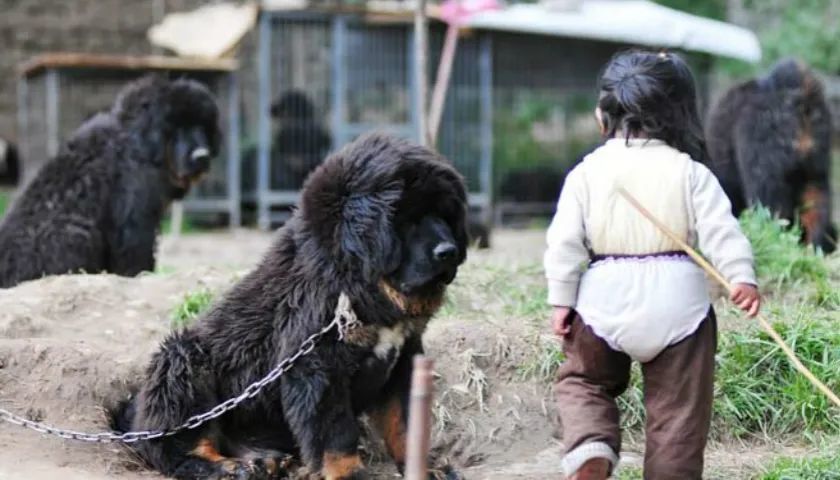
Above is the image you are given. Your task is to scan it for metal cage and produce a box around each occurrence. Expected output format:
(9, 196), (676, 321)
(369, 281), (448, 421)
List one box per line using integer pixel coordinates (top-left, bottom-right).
(251, 11), (493, 231)
(17, 54), (242, 226)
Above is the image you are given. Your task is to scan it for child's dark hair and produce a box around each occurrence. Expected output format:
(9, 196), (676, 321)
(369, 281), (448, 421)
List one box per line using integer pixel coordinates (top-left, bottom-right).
(597, 49), (707, 162)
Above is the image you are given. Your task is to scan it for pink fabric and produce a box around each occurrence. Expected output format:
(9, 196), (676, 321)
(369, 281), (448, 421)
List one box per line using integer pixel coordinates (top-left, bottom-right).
(439, 0), (500, 25)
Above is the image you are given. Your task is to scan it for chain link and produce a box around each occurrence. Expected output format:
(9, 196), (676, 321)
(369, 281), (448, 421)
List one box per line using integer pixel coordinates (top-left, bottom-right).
(0, 292), (360, 444)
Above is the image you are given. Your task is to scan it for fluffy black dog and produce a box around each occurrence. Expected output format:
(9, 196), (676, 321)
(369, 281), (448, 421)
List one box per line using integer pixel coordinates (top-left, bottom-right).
(0, 76), (220, 288)
(706, 59), (836, 252)
(269, 90), (332, 190)
(113, 133), (468, 480)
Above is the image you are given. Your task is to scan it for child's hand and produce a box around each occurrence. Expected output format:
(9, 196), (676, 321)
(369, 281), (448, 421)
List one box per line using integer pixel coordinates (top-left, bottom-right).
(730, 283), (760, 317)
(550, 307), (573, 336)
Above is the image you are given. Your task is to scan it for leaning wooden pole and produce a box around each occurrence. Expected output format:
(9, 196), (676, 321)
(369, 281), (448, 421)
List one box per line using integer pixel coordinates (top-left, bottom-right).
(414, 0), (430, 147)
(405, 355), (435, 480)
(617, 187), (840, 409)
(427, 22), (459, 146)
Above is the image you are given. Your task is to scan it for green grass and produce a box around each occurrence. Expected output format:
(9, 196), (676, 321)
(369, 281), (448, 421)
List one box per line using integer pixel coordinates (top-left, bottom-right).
(758, 453), (840, 480)
(739, 206), (830, 290)
(616, 309), (840, 440)
(0, 190), (9, 217)
(170, 289), (214, 330)
(614, 466), (644, 480)
(160, 214), (202, 235)
(518, 333), (564, 381)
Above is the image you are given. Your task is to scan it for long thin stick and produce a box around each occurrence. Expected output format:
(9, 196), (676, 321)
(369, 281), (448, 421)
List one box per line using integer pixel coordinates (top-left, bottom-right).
(405, 355), (435, 480)
(617, 187), (840, 409)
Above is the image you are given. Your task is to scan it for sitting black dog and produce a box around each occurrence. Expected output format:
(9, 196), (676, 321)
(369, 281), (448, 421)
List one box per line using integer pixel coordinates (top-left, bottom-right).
(113, 133), (467, 479)
(0, 76), (220, 288)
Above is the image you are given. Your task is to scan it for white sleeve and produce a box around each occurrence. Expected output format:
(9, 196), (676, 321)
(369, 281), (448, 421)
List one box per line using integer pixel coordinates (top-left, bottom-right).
(690, 162), (757, 286)
(544, 167), (590, 307)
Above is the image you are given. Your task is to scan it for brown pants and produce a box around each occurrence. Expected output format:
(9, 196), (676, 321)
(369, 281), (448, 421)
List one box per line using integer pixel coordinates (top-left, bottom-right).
(555, 310), (717, 479)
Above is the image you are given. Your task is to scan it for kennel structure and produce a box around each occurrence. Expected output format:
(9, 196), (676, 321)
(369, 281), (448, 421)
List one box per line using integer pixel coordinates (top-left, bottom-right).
(250, 9), (493, 230)
(17, 54), (242, 226)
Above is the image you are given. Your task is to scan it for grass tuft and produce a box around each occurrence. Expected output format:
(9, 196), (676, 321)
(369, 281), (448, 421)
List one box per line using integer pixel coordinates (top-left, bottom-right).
(518, 333), (564, 381)
(759, 453), (840, 480)
(0, 190), (9, 217)
(170, 288), (214, 330)
(618, 310), (840, 439)
(739, 206), (829, 290)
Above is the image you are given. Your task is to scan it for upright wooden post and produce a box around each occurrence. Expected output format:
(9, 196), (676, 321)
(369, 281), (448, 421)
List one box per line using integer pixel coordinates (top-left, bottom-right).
(405, 355), (434, 480)
(414, 0), (429, 146)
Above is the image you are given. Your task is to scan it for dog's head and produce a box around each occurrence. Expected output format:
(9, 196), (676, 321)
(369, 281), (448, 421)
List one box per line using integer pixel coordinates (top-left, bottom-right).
(113, 76), (221, 198)
(300, 132), (468, 315)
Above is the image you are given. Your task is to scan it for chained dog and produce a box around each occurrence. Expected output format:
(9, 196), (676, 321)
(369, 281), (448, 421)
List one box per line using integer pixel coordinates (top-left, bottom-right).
(112, 133), (468, 479)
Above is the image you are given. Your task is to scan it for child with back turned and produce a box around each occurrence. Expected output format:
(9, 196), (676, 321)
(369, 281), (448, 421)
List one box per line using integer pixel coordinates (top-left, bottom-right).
(544, 50), (761, 480)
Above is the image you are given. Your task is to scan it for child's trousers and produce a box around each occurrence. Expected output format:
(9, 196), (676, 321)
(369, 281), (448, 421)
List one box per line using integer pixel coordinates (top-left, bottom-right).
(555, 309), (717, 479)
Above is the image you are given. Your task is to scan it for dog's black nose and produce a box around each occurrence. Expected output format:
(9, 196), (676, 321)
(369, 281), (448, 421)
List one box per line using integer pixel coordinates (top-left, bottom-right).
(433, 242), (458, 263)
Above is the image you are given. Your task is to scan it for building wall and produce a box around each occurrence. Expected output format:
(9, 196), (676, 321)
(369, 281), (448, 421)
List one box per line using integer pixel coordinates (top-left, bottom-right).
(0, 0), (207, 142)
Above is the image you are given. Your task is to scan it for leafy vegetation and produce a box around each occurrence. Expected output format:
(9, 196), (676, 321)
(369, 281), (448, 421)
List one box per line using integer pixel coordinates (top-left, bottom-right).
(170, 288), (214, 330)
(0, 190), (9, 217)
(739, 206), (837, 307)
(759, 453), (840, 480)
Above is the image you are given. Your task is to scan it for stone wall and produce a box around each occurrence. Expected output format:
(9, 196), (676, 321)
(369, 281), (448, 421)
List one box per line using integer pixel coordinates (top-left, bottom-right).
(0, 0), (207, 142)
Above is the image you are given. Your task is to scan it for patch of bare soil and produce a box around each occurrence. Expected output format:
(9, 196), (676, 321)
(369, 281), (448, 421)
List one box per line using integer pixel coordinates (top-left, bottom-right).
(0, 230), (799, 479)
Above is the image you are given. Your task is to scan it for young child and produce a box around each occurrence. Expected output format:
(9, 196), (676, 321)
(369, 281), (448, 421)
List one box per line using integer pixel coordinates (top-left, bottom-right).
(544, 50), (761, 480)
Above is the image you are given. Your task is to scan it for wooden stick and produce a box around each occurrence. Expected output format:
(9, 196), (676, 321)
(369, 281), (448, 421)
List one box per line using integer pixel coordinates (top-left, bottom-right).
(170, 201), (184, 239)
(427, 22), (459, 146)
(405, 355), (435, 480)
(414, 0), (430, 147)
(617, 187), (840, 409)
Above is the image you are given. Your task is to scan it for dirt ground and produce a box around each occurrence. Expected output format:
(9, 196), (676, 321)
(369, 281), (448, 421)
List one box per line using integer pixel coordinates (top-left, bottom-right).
(0, 229), (804, 479)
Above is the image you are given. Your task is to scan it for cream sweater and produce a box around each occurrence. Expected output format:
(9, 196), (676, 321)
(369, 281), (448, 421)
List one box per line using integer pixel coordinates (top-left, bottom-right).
(545, 138), (756, 307)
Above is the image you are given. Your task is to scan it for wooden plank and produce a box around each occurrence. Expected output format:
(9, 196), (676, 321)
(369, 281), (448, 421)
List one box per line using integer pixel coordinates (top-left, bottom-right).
(19, 53), (238, 77)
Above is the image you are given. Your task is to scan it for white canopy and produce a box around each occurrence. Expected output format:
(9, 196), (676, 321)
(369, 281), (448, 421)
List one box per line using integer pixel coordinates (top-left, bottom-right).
(464, 0), (762, 63)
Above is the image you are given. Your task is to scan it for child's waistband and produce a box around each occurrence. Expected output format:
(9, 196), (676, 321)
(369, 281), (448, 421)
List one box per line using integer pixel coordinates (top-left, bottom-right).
(590, 250), (689, 264)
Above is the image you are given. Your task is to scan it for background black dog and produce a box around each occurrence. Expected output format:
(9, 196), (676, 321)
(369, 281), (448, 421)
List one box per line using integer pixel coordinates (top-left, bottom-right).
(113, 133), (467, 480)
(0, 75), (220, 288)
(0, 137), (19, 186)
(706, 58), (836, 253)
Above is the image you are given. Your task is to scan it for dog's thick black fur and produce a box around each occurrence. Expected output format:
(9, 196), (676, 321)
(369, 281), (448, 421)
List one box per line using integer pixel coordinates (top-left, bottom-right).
(0, 76), (220, 288)
(706, 59), (836, 252)
(0, 137), (19, 186)
(113, 133), (468, 480)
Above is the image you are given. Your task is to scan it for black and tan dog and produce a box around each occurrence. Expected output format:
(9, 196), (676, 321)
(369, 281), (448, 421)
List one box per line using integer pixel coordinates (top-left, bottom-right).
(113, 133), (468, 479)
(706, 58), (836, 252)
(0, 75), (220, 287)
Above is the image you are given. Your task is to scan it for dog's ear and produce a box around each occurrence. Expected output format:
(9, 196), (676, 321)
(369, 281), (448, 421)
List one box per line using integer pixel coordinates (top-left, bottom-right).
(300, 134), (406, 282)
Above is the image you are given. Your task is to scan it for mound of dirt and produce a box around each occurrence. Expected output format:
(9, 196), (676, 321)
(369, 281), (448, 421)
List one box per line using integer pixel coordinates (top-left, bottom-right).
(0, 268), (244, 480)
(0, 230), (564, 479)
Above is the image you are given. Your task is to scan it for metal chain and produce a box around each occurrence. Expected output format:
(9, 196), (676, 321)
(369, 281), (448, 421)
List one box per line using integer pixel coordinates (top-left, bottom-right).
(0, 292), (360, 444)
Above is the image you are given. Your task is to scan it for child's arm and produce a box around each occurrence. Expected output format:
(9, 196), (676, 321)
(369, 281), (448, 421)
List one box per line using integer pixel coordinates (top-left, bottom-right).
(690, 162), (760, 316)
(544, 167), (589, 311)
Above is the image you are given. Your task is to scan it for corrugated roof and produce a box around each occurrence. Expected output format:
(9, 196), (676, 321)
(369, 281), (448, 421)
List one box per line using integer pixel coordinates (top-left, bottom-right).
(463, 1), (761, 62)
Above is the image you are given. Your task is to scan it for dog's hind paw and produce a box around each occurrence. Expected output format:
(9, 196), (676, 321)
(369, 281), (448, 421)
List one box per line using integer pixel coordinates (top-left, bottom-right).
(208, 456), (293, 480)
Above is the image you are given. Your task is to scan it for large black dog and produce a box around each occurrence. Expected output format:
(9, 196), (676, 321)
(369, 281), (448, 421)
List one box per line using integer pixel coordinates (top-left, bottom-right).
(113, 133), (468, 479)
(706, 59), (836, 252)
(0, 76), (220, 288)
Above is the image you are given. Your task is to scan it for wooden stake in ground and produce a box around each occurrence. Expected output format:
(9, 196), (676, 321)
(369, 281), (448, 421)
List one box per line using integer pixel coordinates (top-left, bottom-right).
(170, 201), (184, 238)
(616, 187), (840, 409)
(405, 355), (435, 480)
